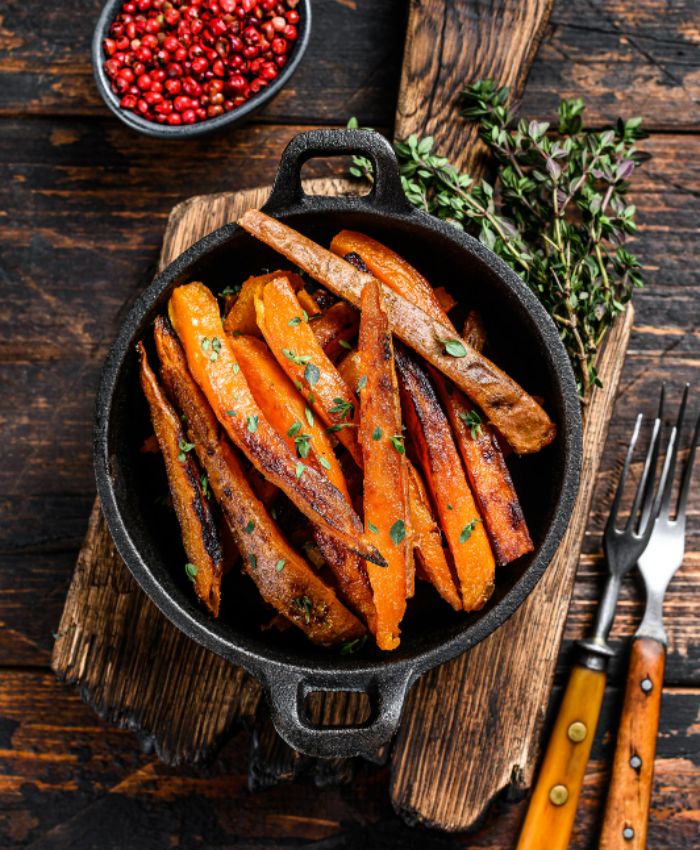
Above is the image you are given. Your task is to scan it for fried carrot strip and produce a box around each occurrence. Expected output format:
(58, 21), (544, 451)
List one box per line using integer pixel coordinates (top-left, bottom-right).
(238, 210), (555, 455)
(407, 463), (461, 611)
(138, 341), (223, 616)
(462, 309), (487, 352)
(310, 301), (359, 361)
(295, 288), (322, 319)
(223, 271), (304, 338)
(168, 281), (385, 566)
(154, 318), (365, 645)
(358, 280), (410, 650)
(337, 349), (363, 394)
(254, 276), (363, 466)
(432, 374), (534, 566)
(228, 334), (349, 500)
(395, 343), (495, 611)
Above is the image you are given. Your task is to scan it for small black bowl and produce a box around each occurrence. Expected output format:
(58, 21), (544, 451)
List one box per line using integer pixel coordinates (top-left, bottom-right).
(92, 0), (311, 139)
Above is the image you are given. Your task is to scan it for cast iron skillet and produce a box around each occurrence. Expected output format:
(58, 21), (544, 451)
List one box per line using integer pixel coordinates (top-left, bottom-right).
(95, 129), (582, 760)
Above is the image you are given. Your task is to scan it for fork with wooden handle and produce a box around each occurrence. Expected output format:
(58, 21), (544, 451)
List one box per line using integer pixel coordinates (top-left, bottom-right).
(599, 387), (698, 849)
(517, 389), (668, 850)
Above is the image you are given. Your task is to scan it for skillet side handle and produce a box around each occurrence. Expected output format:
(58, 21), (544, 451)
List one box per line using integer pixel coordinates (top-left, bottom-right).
(262, 128), (414, 215)
(262, 666), (412, 761)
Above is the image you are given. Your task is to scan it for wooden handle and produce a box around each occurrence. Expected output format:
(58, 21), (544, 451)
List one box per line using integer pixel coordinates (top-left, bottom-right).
(516, 664), (606, 850)
(599, 637), (666, 850)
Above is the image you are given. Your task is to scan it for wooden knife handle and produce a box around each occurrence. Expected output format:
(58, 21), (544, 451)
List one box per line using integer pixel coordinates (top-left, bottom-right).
(599, 637), (666, 850)
(516, 664), (606, 850)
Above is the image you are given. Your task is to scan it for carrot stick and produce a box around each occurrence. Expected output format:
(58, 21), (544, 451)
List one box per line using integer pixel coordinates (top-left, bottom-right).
(237, 210), (555, 455)
(309, 301), (359, 361)
(254, 276), (363, 466)
(167, 281), (385, 567)
(395, 343), (495, 611)
(223, 271), (304, 338)
(154, 318), (366, 645)
(138, 341), (223, 616)
(462, 309), (487, 352)
(358, 280), (410, 650)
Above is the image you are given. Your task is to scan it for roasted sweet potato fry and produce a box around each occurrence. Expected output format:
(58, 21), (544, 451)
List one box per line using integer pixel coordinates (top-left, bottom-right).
(295, 288), (322, 320)
(238, 210), (555, 455)
(154, 318), (366, 645)
(337, 349), (363, 394)
(310, 301), (359, 361)
(254, 275), (363, 466)
(138, 341), (223, 616)
(407, 463), (461, 610)
(395, 343), (495, 611)
(228, 334), (349, 501)
(223, 271), (303, 338)
(462, 309), (487, 352)
(358, 280), (410, 650)
(167, 282), (385, 566)
(432, 374), (534, 566)
(434, 286), (457, 314)
(312, 531), (376, 631)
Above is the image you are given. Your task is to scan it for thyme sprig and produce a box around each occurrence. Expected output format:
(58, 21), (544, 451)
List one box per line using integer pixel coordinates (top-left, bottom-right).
(349, 82), (646, 403)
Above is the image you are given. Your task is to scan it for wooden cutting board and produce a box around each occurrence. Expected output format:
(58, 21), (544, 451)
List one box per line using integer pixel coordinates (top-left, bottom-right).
(51, 0), (635, 831)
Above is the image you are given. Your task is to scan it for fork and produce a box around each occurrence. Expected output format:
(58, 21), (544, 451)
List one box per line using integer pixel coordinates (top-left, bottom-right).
(599, 386), (699, 850)
(517, 388), (667, 850)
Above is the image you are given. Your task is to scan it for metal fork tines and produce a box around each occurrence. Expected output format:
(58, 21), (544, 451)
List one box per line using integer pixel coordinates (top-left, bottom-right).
(636, 384), (699, 645)
(578, 387), (666, 666)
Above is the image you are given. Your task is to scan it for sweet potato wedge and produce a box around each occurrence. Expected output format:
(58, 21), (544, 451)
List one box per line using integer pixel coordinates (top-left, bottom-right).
(407, 463), (461, 611)
(254, 275), (363, 466)
(395, 343), (495, 611)
(462, 309), (487, 352)
(138, 341), (223, 617)
(312, 530), (376, 631)
(432, 374), (534, 566)
(167, 281), (385, 566)
(228, 334), (349, 501)
(310, 301), (359, 361)
(358, 280), (410, 650)
(154, 318), (366, 645)
(337, 349), (363, 394)
(295, 288), (323, 320)
(238, 210), (555, 455)
(223, 271), (304, 338)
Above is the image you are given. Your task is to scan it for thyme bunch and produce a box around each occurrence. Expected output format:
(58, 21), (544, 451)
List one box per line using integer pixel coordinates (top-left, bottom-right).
(348, 82), (647, 403)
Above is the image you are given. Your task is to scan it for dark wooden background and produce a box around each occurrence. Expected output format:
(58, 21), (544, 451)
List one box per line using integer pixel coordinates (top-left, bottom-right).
(1, 0), (698, 847)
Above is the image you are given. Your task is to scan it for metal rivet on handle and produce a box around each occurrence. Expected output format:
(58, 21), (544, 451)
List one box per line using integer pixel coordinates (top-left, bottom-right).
(630, 754), (642, 770)
(549, 784), (569, 806)
(623, 826), (635, 841)
(567, 721), (587, 743)
(640, 677), (653, 693)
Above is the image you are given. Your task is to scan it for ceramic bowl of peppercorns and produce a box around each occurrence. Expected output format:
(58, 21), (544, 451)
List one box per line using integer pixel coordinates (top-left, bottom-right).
(93, 0), (311, 138)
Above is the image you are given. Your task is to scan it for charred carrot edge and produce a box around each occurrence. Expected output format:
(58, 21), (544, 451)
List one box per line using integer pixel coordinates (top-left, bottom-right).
(310, 301), (359, 362)
(167, 281), (385, 567)
(228, 334), (350, 501)
(331, 230), (448, 324)
(154, 318), (366, 646)
(237, 210), (555, 455)
(358, 279), (410, 650)
(395, 343), (496, 611)
(228, 335), (376, 625)
(462, 309), (487, 352)
(432, 373), (534, 566)
(138, 340), (223, 617)
(254, 276), (364, 467)
(434, 286), (457, 314)
(406, 463), (461, 610)
(223, 271), (304, 338)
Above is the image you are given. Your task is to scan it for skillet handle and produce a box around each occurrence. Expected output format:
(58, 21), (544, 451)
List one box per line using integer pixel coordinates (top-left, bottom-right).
(262, 128), (413, 215)
(262, 665), (413, 761)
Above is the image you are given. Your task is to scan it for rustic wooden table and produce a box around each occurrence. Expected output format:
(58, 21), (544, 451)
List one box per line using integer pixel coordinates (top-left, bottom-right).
(1, 1), (698, 847)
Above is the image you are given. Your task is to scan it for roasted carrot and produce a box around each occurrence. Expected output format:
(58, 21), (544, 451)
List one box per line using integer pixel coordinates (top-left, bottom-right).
(432, 374), (534, 566)
(395, 343), (495, 611)
(337, 349), (363, 394)
(238, 210), (555, 455)
(407, 463), (461, 610)
(295, 288), (323, 320)
(309, 301), (359, 361)
(167, 281), (385, 566)
(462, 309), (487, 352)
(138, 341), (223, 616)
(434, 286), (457, 314)
(154, 318), (365, 645)
(358, 280), (410, 650)
(228, 334), (349, 501)
(312, 531), (376, 631)
(254, 276), (363, 466)
(223, 271), (304, 338)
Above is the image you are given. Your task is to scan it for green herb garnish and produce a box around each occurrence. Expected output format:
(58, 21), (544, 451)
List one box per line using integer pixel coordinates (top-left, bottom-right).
(459, 518), (482, 544)
(458, 409), (483, 439)
(390, 519), (406, 545)
(185, 562), (198, 581)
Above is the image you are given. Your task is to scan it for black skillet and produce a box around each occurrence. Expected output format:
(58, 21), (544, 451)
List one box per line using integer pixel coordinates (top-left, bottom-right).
(94, 129), (582, 760)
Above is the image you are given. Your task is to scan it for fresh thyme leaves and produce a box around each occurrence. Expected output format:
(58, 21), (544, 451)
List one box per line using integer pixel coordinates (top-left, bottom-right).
(249, 553), (257, 571)
(458, 408), (483, 439)
(372, 426), (382, 441)
(185, 562), (198, 581)
(177, 439), (195, 462)
(327, 422), (356, 432)
(368, 521), (379, 533)
(246, 415), (258, 433)
(459, 518), (482, 544)
(304, 362), (321, 387)
(389, 435), (406, 454)
(288, 316), (302, 326)
(294, 433), (312, 458)
(304, 406), (314, 427)
(319, 456), (331, 470)
(295, 461), (306, 478)
(390, 519), (406, 546)
(338, 338), (352, 350)
(293, 595), (313, 624)
(437, 336), (468, 358)
(339, 635), (368, 655)
(357, 375), (367, 392)
(329, 397), (354, 420)
(232, 362), (240, 375)
(349, 83), (645, 404)
(200, 475), (210, 498)
(275, 559), (286, 572)
(220, 285), (240, 297)
(287, 420), (302, 437)
(210, 337), (222, 361)
(244, 519), (255, 534)
(282, 348), (312, 365)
